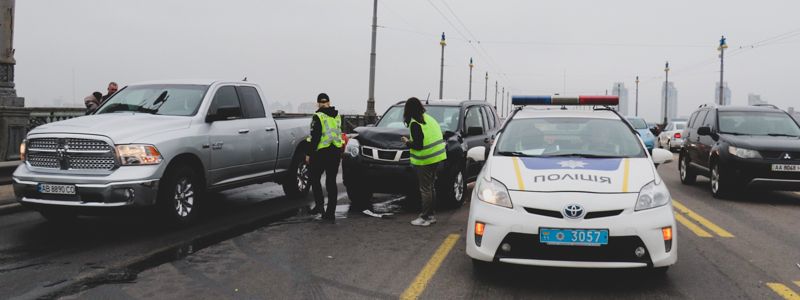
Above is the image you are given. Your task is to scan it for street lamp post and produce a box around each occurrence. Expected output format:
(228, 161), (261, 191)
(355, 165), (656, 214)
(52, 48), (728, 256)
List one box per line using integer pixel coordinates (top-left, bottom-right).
(635, 76), (639, 116)
(484, 72), (488, 101)
(663, 62), (670, 126)
(365, 0), (378, 121)
(468, 57), (474, 100)
(718, 35), (728, 106)
(439, 32), (446, 100)
(494, 81), (498, 108)
(501, 87), (505, 117)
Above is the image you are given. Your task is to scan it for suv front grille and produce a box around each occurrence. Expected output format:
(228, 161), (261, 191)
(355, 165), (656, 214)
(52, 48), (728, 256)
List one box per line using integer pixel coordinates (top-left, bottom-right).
(361, 146), (410, 162)
(26, 137), (116, 171)
(760, 150), (800, 160)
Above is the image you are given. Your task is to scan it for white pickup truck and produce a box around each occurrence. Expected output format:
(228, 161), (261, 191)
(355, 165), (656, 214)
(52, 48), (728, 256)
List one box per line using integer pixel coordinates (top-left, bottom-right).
(13, 80), (311, 225)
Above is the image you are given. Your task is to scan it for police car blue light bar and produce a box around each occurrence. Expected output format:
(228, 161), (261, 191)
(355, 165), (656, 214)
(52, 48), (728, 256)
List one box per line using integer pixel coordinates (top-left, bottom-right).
(512, 95), (619, 106)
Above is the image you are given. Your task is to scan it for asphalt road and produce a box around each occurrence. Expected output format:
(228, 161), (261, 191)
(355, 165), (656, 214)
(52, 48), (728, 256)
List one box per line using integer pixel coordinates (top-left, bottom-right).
(2, 158), (800, 299)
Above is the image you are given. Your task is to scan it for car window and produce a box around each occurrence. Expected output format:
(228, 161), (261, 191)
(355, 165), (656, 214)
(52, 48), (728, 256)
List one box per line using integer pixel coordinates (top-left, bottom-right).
(495, 117), (646, 158)
(376, 105), (460, 132)
(701, 110), (715, 128)
(626, 118), (648, 129)
(676, 123), (686, 130)
(236, 86), (266, 119)
(207, 86), (243, 119)
(482, 106), (495, 129)
(687, 111), (699, 128)
(718, 111), (800, 136)
(465, 106), (483, 131)
(95, 84), (208, 116)
(694, 110), (708, 129)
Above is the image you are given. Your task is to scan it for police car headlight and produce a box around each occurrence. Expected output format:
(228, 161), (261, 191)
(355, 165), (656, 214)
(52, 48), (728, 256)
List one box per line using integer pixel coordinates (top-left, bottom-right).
(635, 181), (670, 211)
(345, 139), (360, 158)
(728, 146), (761, 159)
(476, 176), (513, 208)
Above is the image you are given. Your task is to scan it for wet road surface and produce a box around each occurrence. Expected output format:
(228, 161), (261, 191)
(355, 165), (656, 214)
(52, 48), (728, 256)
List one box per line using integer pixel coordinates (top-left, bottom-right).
(2, 159), (800, 299)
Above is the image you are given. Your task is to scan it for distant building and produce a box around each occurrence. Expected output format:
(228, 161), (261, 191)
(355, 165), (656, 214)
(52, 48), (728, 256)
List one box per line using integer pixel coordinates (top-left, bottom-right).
(747, 93), (766, 106)
(660, 81), (678, 123)
(612, 82), (629, 115)
(715, 82), (732, 105)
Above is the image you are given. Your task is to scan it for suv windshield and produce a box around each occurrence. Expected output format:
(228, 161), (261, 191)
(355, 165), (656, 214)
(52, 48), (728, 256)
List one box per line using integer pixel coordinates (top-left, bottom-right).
(377, 105), (461, 132)
(95, 84), (209, 116)
(627, 118), (648, 129)
(496, 118), (646, 158)
(718, 111), (800, 136)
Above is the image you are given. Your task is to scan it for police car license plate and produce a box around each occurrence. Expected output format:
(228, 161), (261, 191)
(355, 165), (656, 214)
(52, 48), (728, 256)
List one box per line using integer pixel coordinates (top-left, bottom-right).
(37, 183), (76, 195)
(771, 164), (800, 172)
(539, 228), (609, 246)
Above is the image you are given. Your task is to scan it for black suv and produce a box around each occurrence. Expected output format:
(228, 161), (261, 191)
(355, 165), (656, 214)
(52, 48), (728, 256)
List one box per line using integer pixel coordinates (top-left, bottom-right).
(343, 100), (500, 208)
(679, 104), (800, 198)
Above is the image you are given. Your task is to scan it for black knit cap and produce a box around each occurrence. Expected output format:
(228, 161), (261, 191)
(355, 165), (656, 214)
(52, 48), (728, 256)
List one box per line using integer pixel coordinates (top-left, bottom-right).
(317, 93), (330, 103)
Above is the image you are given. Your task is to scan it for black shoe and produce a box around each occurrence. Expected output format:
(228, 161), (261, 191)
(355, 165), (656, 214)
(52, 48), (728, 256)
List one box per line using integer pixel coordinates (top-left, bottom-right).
(322, 214), (335, 223)
(309, 207), (324, 215)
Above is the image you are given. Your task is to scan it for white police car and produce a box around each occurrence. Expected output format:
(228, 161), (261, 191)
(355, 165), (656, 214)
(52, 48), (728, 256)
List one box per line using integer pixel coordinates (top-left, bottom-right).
(466, 95), (677, 272)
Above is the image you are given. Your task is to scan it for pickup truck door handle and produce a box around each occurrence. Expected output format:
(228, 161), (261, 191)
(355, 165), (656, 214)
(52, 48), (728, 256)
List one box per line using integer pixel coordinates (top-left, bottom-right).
(265, 127), (276, 132)
(238, 129), (250, 134)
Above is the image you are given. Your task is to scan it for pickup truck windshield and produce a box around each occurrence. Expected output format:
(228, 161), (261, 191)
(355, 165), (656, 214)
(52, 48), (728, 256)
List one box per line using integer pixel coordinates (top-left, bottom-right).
(377, 106), (461, 132)
(496, 118), (646, 158)
(718, 111), (800, 136)
(96, 84), (209, 116)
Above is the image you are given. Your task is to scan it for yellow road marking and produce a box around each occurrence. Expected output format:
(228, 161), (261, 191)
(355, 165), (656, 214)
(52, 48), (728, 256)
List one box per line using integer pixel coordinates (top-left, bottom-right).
(512, 157), (525, 190)
(672, 200), (734, 238)
(674, 212), (712, 238)
(400, 234), (460, 300)
(622, 158), (630, 192)
(766, 283), (800, 300)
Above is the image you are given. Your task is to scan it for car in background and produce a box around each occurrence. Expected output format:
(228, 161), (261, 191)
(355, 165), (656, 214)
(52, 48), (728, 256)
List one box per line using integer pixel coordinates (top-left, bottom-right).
(658, 121), (688, 152)
(466, 95), (677, 272)
(679, 104), (800, 198)
(626, 116), (656, 152)
(343, 100), (500, 208)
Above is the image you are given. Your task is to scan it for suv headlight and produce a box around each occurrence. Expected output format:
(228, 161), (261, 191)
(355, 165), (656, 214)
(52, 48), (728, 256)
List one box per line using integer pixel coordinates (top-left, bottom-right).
(635, 181), (671, 211)
(475, 176), (513, 208)
(116, 144), (163, 165)
(344, 139), (360, 158)
(728, 146), (761, 159)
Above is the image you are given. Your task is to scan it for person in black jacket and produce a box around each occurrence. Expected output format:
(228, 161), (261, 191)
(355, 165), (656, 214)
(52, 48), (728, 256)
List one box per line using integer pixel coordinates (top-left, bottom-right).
(306, 93), (343, 222)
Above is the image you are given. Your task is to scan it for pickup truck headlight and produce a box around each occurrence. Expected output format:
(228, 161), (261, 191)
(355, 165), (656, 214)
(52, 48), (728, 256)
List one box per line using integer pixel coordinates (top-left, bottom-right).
(728, 146), (761, 159)
(635, 181), (671, 211)
(345, 139), (360, 158)
(19, 140), (26, 161)
(116, 144), (163, 165)
(475, 176), (513, 208)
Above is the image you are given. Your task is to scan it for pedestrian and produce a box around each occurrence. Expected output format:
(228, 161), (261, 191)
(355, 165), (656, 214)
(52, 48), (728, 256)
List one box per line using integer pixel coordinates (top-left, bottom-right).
(400, 97), (447, 227)
(102, 82), (119, 101)
(306, 93), (343, 223)
(84, 91), (103, 114)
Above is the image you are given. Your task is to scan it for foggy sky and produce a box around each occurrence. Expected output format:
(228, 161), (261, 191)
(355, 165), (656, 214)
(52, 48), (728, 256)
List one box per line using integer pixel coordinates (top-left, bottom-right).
(14, 0), (800, 121)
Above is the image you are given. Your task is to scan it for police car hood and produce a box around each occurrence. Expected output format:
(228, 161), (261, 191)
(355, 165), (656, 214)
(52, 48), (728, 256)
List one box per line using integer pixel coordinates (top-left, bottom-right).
(490, 156), (656, 193)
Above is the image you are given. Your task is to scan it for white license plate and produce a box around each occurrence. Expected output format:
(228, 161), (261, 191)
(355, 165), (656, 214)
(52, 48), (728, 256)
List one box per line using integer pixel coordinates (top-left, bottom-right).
(771, 164), (800, 172)
(38, 184), (76, 195)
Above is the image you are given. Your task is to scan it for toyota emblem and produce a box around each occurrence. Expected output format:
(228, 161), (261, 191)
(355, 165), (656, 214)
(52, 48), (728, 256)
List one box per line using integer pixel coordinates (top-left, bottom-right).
(563, 204), (585, 219)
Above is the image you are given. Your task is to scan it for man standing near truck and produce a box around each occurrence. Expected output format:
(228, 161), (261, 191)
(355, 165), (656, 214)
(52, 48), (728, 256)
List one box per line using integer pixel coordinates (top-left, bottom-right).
(306, 93), (343, 223)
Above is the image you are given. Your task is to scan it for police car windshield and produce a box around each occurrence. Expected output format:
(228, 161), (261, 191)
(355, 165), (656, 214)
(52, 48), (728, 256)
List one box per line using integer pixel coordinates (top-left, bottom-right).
(496, 118), (646, 158)
(376, 106), (461, 132)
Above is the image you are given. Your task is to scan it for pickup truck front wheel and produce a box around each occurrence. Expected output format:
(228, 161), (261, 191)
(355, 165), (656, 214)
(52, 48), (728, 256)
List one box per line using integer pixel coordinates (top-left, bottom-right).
(158, 165), (202, 226)
(282, 152), (311, 198)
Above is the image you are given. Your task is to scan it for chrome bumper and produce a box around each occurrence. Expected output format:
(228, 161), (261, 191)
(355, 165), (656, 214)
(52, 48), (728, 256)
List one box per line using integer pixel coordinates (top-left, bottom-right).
(13, 177), (160, 207)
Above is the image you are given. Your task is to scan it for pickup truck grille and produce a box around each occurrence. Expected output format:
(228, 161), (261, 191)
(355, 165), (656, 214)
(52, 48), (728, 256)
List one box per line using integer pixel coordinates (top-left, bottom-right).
(361, 146), (410, 162)
(26, 137), (116, 170)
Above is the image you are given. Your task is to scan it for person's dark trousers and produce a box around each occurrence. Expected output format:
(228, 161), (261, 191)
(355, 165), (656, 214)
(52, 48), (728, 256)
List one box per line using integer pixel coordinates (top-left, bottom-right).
(310, 146), (342, 219)
(414, 162), (440, 220)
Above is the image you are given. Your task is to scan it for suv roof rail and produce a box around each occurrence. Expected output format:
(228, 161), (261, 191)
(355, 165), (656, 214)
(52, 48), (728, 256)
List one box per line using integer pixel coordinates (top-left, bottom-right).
(698, 103), (717, 109)
(752, 103), (779, 109)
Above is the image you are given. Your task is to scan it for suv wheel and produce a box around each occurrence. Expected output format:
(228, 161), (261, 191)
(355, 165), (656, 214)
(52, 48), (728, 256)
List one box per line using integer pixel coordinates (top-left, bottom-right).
(282, 152), (311, 198)
(438, 169), (466, 208)
(711, 163), (736, 199)
(679, 154), (697, 184)
(159, 165), (202, 226)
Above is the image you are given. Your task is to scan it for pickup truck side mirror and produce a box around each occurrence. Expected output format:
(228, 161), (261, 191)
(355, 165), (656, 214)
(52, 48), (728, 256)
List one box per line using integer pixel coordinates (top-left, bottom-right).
(206, 106), (242, 123)
(466, 126), (484, 137)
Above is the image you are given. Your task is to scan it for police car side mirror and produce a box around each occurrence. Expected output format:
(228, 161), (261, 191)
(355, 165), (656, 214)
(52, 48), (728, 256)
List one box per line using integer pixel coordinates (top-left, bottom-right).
(467, 146), (487, 162)
(651, 148), (673, 166)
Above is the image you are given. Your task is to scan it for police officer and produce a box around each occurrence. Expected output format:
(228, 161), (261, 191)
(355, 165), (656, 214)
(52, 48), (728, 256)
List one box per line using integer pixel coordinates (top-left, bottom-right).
(306, 93), (343, 222)
(400, 97), (447, 227)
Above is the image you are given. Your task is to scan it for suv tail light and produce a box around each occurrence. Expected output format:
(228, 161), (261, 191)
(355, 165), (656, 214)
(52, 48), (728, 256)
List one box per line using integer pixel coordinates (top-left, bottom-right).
(674, 132), (682, 139)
